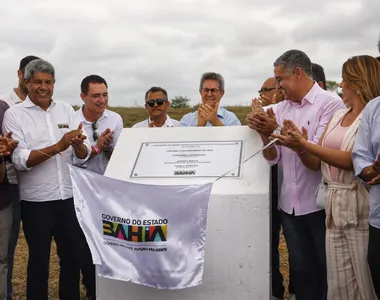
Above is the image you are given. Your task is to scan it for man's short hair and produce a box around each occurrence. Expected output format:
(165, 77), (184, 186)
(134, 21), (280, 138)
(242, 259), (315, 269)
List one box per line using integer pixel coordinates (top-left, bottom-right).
(199, 72), (225, 92)
(274, 49), (312, 77)
(311, 63), (327, 90)
(81, 75), (108, 95)
(24, 59), (55, 81)
(144, 86), (168, 100)
(19, 55), (40, 73)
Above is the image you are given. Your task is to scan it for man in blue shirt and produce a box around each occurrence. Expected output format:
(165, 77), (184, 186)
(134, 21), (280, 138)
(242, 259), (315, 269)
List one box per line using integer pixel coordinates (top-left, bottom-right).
(352, 96), (380, 299)
(180, 72), (240, 126)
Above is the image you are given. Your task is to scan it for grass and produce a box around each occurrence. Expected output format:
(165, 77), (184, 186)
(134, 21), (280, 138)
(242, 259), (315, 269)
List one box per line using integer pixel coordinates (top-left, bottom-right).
(11, 106), (289, 299)
(107, 105), (252, 128)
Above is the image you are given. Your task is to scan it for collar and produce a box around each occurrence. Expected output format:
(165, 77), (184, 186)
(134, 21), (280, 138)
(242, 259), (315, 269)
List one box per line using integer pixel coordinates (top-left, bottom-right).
(24, 96), (56, 109)
(11, 89), (23, 104)
(301, 82), (321, 105)
(288, 82), (321, 106)
(79, 105), (108, 123)
(148, 115), (174, 127)
(216, 107), (224, 118)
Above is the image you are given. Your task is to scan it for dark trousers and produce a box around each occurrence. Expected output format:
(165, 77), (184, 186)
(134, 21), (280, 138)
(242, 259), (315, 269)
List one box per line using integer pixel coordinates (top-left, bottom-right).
(271, 166), (295, 299)
(368, 224), (380, 299)
(7, 184), (21, 300)
(80, 233), (96, 299)
(281, 210), (327, 300)
(21, 198), (81, 300)
(271, 166), (284, 299)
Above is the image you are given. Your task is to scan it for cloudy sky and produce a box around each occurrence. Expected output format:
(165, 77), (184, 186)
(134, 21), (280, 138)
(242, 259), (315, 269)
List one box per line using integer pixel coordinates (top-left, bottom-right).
(0, 0), (379, 107)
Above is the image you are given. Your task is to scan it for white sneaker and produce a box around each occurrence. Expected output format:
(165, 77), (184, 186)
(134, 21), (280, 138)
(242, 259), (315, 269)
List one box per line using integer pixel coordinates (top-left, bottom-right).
(288, 294), (296, 300)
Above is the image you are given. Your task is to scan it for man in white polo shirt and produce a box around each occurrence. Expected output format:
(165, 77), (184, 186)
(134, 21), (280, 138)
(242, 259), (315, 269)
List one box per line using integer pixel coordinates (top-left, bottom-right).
(77, 75), (123, 174)
(76, 74), (123, 299)
(0, 55), (39, 300)
(2, 58), (91, 300)
(132, 86), (180, 128)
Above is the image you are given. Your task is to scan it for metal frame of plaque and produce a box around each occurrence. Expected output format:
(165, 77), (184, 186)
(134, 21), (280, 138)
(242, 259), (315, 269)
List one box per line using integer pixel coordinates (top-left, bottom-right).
(130, 140), (243, 178)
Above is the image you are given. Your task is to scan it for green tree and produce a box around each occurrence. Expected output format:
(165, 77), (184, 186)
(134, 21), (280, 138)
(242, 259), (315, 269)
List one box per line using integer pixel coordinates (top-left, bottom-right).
(326, 80), (339, 93)
(171, 96), (191, 108)
(326, 80), (343, 97)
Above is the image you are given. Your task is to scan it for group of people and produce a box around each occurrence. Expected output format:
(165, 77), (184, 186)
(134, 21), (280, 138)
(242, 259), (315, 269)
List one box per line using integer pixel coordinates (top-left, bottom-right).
(247, 50), (380, 300)
(0, 56), (241, 300)
(0, 49), (379, 300)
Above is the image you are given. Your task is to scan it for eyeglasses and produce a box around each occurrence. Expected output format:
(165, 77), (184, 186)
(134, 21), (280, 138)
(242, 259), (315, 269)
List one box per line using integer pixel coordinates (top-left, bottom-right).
(92, 122), (99, 141)
(146, 99), (166, 107)
(258, 87), (276, 93)
(201, 88), (220, 94)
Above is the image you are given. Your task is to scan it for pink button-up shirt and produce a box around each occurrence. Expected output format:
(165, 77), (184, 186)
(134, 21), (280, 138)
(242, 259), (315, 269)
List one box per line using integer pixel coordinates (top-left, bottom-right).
(269, 83), (345, 216)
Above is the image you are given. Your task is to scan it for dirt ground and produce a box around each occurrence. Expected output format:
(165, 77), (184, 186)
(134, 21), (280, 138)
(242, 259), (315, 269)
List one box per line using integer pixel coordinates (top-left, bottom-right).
(10, 106), (288, 299)
(11, 227), (290, 299)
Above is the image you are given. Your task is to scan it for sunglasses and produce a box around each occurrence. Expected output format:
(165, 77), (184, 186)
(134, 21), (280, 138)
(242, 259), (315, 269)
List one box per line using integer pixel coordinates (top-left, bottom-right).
(146, 99), (166, 107)
(92, 122), (99, 141)
(258, 87), (276, 93)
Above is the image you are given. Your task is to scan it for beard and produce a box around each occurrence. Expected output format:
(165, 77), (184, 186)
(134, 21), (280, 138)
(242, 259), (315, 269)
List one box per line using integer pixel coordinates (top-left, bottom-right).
(21, 85), (29, 94)
(20, 80), (29, 94)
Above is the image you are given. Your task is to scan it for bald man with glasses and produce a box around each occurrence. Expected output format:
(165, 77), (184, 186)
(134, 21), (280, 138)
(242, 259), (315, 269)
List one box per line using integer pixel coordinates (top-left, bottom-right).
(256, 77), (284, 107)
(132, 86), (180, 128)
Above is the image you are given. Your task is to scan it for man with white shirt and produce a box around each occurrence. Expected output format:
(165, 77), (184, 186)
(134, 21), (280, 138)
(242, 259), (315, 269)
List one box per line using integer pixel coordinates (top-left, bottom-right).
(77, 74), (123, 300)
(132, 86), (180, 128)
(78, 75), (123, 174)
(0, 55), (40, 107)
(2, 59), (91, 300)
(0, 54), (39, 300)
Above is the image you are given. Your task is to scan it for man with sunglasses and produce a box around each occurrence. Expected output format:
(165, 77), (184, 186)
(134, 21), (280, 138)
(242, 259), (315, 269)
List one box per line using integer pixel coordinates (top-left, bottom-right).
(180, 72), (240, 127)
(77, 74), (123, 300)
(132, 86), (180, 128)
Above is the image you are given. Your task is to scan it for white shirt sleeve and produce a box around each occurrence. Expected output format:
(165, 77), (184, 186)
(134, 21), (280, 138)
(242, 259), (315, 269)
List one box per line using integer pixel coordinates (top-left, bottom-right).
(2, 109), (32, 171)
(112, 115), (124, 147)
(67, 105), (91, 166)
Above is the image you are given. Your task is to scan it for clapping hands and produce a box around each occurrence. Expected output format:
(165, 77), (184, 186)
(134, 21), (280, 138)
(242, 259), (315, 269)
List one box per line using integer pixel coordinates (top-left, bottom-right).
(0, 132), (19, 157)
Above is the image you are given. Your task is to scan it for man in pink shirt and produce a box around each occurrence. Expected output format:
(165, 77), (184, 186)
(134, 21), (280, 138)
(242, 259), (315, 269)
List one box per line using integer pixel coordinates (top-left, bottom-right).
(248, 49), (344, 300)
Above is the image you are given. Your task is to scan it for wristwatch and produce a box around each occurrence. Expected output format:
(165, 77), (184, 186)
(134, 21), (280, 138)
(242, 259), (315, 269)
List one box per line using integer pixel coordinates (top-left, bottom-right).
(273, 126), (282, 135)
(103, 146), (114, 153)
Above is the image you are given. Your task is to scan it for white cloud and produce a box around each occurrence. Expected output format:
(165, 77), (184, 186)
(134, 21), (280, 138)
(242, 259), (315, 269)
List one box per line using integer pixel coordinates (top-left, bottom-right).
(0, 0), (379, 107)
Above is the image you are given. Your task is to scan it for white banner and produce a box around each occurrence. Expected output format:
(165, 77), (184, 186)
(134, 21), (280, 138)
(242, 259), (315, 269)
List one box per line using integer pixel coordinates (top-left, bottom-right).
(69, 166), (213, 290)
